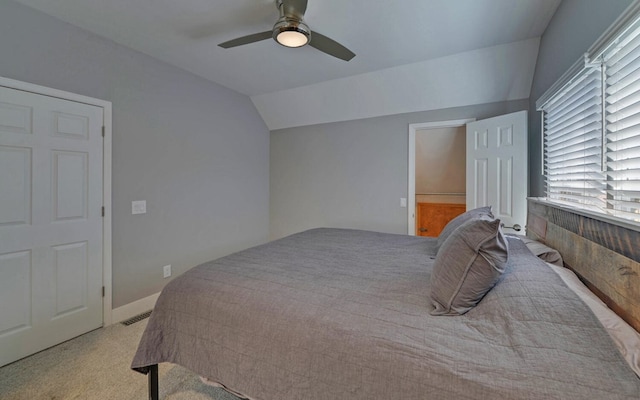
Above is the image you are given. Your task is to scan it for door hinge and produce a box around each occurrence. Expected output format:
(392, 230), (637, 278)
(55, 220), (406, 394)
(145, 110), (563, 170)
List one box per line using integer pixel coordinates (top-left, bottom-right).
(102, 286), (105, 297)
(101, 206), (105, 217)
(102, 126), (105, 137)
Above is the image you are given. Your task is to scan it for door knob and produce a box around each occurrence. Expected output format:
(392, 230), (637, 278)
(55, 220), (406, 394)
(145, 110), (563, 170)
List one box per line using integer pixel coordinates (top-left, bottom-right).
(501, 223), (522, 232)
(419, 228), (428, 232)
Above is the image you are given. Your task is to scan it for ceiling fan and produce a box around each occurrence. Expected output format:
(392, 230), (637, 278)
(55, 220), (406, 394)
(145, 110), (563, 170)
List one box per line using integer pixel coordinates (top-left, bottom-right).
(218, 0), (355, 61)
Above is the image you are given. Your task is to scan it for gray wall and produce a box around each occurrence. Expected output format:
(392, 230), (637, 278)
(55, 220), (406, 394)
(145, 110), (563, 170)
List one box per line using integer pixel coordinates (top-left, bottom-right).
(270, 99), (529, 240)
(528, 0), (633, 196)
(0, 1), (270, 308)
(415, 127), (466, 196)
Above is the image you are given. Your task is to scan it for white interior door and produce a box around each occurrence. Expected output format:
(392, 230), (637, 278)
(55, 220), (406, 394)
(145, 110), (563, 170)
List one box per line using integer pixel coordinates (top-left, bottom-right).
(0, 86), (104, 367)
(466, 111), (528, 234)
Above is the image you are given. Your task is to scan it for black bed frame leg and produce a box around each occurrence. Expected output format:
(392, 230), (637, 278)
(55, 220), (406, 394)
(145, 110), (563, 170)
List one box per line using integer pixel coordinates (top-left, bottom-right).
(148, 364), (159, 400)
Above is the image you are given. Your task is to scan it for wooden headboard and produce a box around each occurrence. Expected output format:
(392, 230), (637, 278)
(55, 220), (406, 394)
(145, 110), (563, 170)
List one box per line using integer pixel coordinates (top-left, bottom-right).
(526, 199), (640, 333)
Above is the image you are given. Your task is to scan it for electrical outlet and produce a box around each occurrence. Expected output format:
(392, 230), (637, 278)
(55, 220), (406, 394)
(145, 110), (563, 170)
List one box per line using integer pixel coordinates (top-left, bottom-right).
(163, 264), (171, 278)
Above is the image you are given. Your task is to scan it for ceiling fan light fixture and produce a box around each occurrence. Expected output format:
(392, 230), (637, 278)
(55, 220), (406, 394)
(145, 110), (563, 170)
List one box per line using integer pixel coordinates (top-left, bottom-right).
(276, 30), (308, 47)
(218, 0), (355, 61)
(273, 19), (310, 48)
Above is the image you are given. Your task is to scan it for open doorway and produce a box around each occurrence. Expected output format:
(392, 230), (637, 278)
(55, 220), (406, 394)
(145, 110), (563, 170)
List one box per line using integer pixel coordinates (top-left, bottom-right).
(407, 119), (474, 236)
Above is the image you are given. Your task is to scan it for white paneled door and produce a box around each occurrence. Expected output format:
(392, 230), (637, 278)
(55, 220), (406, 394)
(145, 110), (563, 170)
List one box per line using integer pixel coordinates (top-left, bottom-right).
(0, 86), (104, 367)
(466, 111), (528, 234)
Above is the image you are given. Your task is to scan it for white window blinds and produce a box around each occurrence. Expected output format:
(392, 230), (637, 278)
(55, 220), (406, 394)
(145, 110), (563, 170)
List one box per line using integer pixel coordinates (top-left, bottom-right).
(544, 68), (605, 211)
(604, 20), (640, 221)
(540, 6), (640, 223)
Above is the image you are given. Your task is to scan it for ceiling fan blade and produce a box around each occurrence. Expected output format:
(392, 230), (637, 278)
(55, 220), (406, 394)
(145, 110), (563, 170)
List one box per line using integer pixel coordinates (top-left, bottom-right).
(281, 0), (308, 19)
(309, 31), (355, 61)
(218, 31), (273, 48)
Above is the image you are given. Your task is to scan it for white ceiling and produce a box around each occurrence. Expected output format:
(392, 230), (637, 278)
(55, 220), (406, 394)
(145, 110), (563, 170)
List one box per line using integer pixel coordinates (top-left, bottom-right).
(12, 0), (561, 97)
(254, 38), (542, 130)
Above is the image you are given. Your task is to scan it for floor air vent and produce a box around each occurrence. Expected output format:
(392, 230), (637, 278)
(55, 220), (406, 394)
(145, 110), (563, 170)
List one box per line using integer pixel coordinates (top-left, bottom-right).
(121, 310), (152, 326)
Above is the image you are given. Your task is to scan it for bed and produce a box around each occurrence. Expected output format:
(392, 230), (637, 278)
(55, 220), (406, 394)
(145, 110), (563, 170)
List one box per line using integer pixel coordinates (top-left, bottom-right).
(132, 220), (640, 399)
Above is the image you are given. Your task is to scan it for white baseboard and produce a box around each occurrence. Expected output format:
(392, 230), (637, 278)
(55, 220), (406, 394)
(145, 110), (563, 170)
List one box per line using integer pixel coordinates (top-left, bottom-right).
(110, 292), (161, 325)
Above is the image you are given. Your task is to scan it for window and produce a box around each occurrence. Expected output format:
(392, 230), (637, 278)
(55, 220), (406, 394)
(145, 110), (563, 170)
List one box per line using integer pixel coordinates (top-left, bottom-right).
(539, 9), (640, 223)
(543, 67), (604, 211)
(604, 23), (640, 220)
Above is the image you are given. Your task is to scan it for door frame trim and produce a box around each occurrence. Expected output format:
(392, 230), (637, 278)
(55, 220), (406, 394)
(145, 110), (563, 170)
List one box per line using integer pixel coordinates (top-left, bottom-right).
(408, 119), (474, 236)
(0, 76), (113, 326)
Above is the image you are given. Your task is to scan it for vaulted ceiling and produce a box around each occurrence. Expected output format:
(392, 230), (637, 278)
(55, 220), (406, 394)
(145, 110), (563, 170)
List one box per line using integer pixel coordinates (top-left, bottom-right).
(12, 0), (562, 129)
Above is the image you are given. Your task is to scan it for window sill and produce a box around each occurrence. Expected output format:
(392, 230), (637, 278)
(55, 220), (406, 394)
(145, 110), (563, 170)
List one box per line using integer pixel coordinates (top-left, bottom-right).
(527, 197), (640, 234)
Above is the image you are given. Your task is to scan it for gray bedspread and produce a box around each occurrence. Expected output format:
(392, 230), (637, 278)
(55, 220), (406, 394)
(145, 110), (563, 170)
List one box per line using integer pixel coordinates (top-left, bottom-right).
(132, 228), (640, 399)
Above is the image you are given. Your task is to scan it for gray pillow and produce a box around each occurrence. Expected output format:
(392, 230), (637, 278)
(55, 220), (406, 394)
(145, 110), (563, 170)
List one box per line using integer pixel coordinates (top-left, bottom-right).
(436, 206), (493, 252)
(515, 235), (563, 267)
(429, 217), (509, 316)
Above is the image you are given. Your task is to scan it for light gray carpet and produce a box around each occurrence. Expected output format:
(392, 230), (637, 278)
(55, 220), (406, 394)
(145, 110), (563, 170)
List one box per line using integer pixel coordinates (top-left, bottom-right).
(0, 319), (243, 400)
